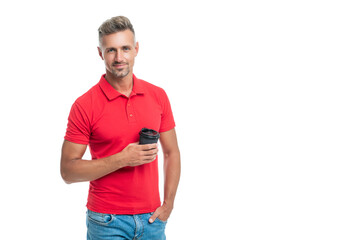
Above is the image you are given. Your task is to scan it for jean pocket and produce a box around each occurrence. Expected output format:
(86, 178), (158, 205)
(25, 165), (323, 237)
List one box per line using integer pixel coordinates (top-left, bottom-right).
(149, 212), (168, 224)
(87, 210), (114, 226)
(155, 217), (168, 224)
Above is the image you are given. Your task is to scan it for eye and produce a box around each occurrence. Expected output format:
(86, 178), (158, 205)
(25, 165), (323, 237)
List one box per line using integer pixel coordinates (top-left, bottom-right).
(123, 46), (130, 51)
(107, 48), (116, 53)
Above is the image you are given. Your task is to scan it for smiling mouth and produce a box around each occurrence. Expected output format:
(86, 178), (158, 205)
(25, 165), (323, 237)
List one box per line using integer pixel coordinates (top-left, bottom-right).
(113, 64), (128, 69)
(113, 61), (127, 65)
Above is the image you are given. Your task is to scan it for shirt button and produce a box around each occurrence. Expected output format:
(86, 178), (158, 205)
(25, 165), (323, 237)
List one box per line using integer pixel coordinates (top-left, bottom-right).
(129, 114), (133, 117)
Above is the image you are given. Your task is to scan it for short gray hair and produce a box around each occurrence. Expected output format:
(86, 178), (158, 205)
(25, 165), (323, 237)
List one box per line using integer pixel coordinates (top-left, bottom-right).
(98, 16), (135, 45)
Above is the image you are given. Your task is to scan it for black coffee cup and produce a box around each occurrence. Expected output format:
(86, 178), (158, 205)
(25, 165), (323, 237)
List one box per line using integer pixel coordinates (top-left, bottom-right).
(139, 128), (160, 145)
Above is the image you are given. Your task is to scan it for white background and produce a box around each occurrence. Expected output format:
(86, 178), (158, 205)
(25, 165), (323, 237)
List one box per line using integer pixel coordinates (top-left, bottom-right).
(0, 0), (350, 239)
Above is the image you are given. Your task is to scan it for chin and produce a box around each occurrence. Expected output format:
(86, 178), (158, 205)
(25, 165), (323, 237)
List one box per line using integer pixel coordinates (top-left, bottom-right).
(110, 69), (130, 79)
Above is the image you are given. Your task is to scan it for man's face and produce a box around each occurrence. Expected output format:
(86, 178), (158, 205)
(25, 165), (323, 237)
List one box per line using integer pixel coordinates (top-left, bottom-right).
(98, 30), (139, 79)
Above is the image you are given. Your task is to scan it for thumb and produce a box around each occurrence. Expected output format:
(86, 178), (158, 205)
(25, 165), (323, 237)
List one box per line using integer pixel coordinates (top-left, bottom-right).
(149, 210), (160, 224)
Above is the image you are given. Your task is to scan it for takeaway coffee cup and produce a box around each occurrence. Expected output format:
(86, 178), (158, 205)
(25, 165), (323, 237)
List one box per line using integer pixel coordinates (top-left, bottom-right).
(139, 128), (160, 145)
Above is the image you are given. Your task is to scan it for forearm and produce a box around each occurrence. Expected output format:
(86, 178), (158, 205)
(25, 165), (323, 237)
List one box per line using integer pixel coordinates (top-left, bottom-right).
(61, 141), (158, 184)
(61, 153), (126, 184)
(163, 150), (181, 207)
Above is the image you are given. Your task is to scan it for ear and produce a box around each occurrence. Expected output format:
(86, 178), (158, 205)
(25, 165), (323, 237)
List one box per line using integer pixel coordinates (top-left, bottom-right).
(135, 42), (139, 56)
(97, 46), (104, 60)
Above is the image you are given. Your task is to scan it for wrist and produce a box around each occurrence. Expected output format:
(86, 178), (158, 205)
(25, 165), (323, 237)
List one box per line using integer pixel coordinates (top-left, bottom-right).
(112, 151), (128, 169)
(163, 200), (174, 210)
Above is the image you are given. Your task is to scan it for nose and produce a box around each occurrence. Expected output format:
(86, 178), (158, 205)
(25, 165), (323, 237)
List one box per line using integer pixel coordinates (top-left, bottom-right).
(115, 50), (124, 63)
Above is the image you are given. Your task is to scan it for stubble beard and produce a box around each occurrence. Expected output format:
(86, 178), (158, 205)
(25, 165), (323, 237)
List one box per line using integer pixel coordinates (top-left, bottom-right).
(108, 62), (130, 79)
(111, 68), (130, 78)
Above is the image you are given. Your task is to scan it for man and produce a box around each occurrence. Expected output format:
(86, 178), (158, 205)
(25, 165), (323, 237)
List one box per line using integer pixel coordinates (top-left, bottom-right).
(61, 16), (181, 240)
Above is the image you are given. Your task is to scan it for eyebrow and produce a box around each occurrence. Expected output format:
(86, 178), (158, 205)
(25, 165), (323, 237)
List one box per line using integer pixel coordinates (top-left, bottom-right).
(106, 45), (132, 51)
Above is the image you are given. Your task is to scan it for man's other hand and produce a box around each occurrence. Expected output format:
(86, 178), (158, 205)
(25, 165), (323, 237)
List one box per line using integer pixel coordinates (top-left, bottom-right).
(149, 202), (173, 223)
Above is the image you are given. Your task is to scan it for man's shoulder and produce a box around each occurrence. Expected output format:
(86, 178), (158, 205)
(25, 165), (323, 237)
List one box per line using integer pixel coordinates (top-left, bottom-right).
(137, 77), (166, 95)
(73, 82), (102, 110)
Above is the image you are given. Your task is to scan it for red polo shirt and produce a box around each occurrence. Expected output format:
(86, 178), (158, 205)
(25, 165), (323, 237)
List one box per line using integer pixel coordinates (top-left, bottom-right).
(64, 74), (175, 214)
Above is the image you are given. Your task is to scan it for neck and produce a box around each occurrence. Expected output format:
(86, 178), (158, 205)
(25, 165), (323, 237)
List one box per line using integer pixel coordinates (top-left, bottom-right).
(105, 71), (134, 96)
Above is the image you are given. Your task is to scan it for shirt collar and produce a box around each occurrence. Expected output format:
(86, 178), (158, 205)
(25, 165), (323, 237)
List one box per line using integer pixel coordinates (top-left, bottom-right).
(99, 74), (145, 100)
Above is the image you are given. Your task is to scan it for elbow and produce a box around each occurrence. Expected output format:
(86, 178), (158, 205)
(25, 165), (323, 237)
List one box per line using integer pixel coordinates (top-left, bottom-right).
(164, 149), (180, 160)
(61, 173), (72, 185)
(63, 178), (74, 185)
(163, 150), (181, 166)
(60, 168), (74, 184)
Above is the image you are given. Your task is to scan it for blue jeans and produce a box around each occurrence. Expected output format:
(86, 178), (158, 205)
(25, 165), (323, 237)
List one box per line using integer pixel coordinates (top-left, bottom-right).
(86, 209), (167, 240)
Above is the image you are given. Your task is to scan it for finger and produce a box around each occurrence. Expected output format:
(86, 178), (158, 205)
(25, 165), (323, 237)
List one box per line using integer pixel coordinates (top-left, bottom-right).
(143, 148), (158, 156)
(141, 143), (158, 151)
(143, 155), (157, 162)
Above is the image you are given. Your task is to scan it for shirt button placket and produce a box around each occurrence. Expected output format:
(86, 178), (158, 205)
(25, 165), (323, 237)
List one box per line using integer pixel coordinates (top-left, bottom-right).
(127, 99), (136, 123)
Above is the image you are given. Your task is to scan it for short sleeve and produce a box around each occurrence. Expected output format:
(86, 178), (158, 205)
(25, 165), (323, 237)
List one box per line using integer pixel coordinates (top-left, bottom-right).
(159, 89), (176, 133)
(64, 101), (91, 145)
